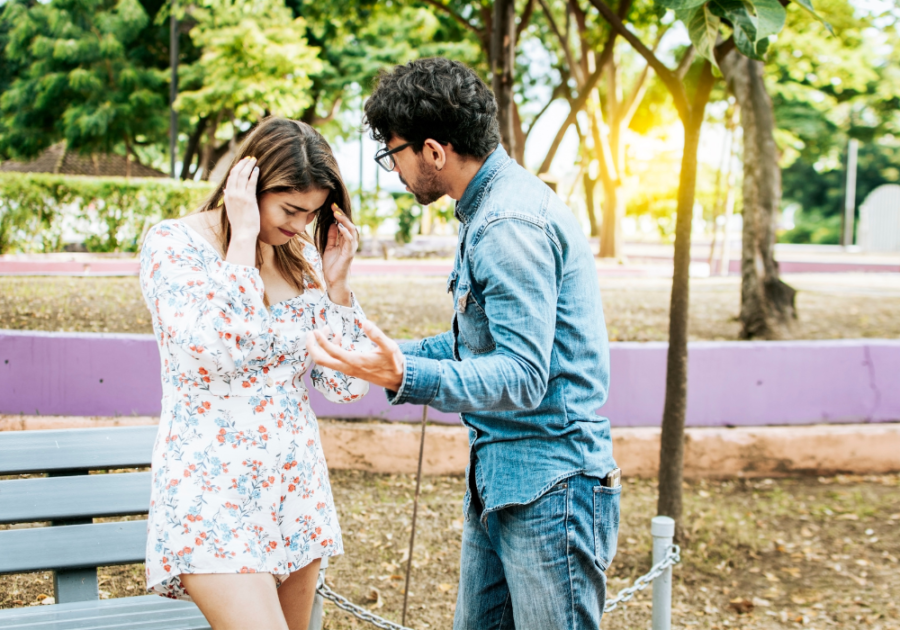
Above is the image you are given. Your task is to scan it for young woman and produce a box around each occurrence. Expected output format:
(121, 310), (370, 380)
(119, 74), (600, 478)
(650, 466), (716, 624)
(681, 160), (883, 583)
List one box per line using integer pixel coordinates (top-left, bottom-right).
(140, 117), (370, 630)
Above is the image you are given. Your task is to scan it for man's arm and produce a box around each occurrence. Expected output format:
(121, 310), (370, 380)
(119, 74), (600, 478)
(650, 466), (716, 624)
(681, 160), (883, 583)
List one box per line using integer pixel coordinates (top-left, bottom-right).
(397, 331), (455, 361)
(386, 218), (560, 412)
(306, 218), (560, 413)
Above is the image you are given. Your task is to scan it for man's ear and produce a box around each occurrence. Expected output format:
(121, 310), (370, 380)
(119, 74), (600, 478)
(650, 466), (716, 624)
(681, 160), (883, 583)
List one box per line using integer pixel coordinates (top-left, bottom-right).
(422, 139), (447, 171)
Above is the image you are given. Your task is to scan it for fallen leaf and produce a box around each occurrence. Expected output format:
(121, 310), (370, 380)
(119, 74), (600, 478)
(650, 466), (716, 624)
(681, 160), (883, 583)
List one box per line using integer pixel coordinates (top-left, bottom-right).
(438, 583), (453, 592)
(781, 567), (801, 578)
(365, 587), (383, 609)
(837, 513), (859, 521)
(39, 596), (55, 606)
(729, 598), (754, 614)
(764, 572), (781, 582)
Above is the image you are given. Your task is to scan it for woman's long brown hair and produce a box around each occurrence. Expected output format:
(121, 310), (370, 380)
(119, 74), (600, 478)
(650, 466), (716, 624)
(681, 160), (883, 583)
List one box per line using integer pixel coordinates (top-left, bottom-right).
(196, 117), (352, 301)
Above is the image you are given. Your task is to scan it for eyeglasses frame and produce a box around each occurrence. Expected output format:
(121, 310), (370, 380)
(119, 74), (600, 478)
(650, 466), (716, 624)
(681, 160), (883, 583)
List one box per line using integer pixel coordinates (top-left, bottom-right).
(373, 140), (449, 173)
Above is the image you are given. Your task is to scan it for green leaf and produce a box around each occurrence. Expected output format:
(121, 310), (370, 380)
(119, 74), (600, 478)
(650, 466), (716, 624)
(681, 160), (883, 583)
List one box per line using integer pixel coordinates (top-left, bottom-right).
(750, 0), (786, 40)
(709, 0), (762, 60)
(682, 4), (722, 67)
(656, 0), (709, 12)
(791, 0), (834, 34)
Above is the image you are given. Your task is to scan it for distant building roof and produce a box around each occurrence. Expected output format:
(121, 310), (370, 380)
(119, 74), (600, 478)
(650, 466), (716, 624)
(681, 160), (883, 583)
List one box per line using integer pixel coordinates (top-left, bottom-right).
(0, 142), (168, 178)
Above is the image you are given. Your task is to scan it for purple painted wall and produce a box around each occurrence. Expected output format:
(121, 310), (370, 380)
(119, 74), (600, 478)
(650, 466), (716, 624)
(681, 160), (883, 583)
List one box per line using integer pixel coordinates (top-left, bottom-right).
(1, 330), (898, 427)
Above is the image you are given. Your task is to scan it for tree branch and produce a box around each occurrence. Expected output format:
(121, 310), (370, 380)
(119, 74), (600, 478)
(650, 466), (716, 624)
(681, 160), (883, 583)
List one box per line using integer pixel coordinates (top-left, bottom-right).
(619, 24), (668, 127)
(419, 0), (483, 36)
(537, 0), (631, 174)
(714, 36), (735, 65)
(517, 0), (536, 37)
(675, 44), (695, 79)
(538, 0), (581, 85)
(524, 82), (565, 141)
(585, 0), (690, 122)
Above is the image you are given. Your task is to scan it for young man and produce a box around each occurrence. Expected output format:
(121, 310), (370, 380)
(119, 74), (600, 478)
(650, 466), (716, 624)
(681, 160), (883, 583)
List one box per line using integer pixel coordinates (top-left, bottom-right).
(307, 57), (620, 628)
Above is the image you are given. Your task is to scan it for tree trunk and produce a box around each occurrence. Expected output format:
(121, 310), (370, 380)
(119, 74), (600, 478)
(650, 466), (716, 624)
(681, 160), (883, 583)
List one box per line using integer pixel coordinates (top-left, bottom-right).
(583, 172), (600, 236)
(491, 0), (517, 160)
(200, 112), (220, 181)
(722, 52), (796, 339)
(599, 180), (625, 257)
(180, 116), (208, 180)
(657, 61), (716, 538)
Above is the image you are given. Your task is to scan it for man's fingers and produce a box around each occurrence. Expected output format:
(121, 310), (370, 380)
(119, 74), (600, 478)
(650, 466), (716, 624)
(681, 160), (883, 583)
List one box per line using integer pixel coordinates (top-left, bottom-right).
(360, 320), (394, 351)
(310, 329), (356, 364)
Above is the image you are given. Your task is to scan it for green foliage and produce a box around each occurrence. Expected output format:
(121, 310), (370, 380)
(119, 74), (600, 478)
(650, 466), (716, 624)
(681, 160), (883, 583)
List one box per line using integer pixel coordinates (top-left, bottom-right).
(0, 0), (168, 159)
(0, 173), (212, 254)
(665, 0), (821, 63)
(770, 0), (900, 242)
(176, 0), (322, 122)
(393, 194), (422, 244)
(779, 138), (900, 244)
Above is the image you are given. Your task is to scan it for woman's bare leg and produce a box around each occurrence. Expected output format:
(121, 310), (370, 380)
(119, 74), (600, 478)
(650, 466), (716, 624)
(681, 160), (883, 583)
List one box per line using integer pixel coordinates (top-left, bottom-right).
(180, 573), (288, 630)
(277, 559), (322, 630)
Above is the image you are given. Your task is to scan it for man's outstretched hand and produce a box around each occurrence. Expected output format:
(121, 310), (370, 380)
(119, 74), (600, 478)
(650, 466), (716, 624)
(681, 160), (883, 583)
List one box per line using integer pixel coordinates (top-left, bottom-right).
(306, 320), (405, 392)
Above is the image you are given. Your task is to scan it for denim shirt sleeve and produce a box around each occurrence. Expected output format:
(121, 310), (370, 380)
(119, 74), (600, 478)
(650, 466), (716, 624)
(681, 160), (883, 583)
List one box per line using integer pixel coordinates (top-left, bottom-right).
(386, 218), (559, 411)
(397, 331), (455, 360)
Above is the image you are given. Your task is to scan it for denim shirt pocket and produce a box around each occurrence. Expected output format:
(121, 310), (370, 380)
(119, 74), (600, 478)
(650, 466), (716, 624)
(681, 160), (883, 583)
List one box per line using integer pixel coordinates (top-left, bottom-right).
(454, 283), (496, 355)
(593, 485), (621, 571)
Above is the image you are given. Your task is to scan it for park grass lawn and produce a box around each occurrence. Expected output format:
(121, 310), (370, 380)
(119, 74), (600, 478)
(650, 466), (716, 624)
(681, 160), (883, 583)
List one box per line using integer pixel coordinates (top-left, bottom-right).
(2, 472), (898, 629)
(2, 273), (900, 341)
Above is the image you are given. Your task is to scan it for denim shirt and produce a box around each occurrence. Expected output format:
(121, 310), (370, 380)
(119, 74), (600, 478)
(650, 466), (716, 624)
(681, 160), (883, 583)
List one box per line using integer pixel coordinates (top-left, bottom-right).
(386, 146), (617, 516)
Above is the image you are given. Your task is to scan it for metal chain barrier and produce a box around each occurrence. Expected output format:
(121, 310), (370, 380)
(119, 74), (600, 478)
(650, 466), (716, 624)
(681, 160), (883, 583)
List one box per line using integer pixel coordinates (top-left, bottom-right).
(604, 544), (681, 613)
(317, 583), (415, 630)
(315, 543), (680, 629)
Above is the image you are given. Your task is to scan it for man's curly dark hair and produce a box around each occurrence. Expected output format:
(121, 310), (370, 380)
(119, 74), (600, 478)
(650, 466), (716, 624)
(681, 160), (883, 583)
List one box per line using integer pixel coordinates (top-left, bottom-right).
(364, 58), (501, 159)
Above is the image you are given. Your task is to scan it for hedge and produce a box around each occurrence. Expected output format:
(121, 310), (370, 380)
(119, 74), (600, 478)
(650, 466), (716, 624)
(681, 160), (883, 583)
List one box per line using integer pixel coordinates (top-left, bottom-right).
(0, 173), (214, 254)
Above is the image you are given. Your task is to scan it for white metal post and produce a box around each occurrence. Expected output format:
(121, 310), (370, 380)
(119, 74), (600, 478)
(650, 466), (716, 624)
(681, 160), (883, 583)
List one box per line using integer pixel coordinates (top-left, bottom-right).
(308, 556), (328, 630)
(651, 516), (675, 630)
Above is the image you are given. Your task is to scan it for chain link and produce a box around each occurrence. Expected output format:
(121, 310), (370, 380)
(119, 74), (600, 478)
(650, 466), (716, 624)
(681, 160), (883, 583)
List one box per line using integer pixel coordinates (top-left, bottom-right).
(317, 583), (415, 630)
(316, 544), (679, 628)
(603, 544), (681, 613)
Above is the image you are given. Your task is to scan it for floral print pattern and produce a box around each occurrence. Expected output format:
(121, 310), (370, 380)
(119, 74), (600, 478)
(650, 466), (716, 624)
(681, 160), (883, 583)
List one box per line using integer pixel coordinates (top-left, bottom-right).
(139, 220), (370, 600)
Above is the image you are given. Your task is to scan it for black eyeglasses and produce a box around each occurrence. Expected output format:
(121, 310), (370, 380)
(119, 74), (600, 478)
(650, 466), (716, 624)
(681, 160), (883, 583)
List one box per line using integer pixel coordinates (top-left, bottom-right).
(374, 142), (413, 173)
(374, 140), (448, 172)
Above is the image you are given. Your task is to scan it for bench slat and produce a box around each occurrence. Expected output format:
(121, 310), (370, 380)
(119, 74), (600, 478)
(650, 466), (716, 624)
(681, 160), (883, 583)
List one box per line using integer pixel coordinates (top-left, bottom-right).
(0, 426), (158, 475)
(0, 520), (147, 575)
(0, 595), (210, 630)
(0, 472), (152, 524)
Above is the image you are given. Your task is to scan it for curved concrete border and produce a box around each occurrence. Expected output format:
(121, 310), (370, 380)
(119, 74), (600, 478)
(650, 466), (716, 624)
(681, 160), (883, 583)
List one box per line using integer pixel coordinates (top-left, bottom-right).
(2, 330), (899, 427)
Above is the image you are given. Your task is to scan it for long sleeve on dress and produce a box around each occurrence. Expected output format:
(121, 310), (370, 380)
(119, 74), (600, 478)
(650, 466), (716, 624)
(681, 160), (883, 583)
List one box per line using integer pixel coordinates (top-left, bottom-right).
(140, 223), (274, 387)
(305, 248), (372, 403)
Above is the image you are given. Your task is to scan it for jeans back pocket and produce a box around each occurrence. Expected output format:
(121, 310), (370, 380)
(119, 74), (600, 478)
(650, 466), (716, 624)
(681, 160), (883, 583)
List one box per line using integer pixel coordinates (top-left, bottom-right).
(593, 485), (621, 571)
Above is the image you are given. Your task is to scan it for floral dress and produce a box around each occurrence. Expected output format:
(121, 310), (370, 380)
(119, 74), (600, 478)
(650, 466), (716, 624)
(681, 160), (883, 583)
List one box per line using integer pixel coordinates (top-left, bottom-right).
(139, 220), (370, 600)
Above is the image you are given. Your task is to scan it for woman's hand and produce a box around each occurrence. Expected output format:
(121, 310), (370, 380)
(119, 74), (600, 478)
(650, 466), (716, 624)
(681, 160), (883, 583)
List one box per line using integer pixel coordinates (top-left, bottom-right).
(321, 204), (358, 306)
(223, 157), (260, 267)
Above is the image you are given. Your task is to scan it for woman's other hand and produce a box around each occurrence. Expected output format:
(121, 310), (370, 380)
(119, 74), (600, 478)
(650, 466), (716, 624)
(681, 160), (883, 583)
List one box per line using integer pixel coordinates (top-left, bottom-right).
(224, 157), (260, 267)
(322, 204), (358, 306)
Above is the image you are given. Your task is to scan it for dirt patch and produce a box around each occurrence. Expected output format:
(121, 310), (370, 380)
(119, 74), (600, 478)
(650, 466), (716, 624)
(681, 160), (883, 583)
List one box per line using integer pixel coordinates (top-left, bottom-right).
(3, 472), (898, 629)
(2, 273), (900, 341)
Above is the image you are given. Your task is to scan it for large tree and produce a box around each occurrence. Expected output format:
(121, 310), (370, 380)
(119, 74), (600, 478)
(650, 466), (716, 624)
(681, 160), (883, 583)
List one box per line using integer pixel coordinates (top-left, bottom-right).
(0, 0), (168, 173)
(588, 0), (829, 533)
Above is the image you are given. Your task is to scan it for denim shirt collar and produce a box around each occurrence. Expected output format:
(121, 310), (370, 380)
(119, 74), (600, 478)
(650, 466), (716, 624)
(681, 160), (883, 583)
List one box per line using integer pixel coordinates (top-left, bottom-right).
(455, 145), (511, 224)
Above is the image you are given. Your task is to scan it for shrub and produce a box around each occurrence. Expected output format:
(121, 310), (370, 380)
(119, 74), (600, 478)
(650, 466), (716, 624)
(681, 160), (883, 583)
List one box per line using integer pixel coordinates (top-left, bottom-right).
(0, 173), (213, 254)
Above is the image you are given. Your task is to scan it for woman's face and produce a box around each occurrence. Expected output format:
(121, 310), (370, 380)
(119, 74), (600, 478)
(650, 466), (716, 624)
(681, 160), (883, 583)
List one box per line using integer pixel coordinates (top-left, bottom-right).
(257, 189), (330, 246)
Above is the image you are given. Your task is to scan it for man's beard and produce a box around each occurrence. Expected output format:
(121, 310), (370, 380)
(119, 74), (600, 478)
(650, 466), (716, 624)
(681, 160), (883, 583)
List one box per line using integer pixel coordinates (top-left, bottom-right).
(401, 161), (445, 206)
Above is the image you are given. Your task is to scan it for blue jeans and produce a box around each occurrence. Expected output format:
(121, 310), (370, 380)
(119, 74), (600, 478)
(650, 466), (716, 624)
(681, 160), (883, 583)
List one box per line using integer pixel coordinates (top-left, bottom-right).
(454, 474), (621, 630)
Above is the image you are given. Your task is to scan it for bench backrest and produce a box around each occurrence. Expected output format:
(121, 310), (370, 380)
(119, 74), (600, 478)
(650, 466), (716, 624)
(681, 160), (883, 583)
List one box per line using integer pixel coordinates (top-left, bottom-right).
(0, 426), (158, 603)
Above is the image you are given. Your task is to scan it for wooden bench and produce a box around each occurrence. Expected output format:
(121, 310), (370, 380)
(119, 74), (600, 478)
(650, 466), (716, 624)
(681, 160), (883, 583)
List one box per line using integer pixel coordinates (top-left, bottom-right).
(0, 425), (326, 629)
